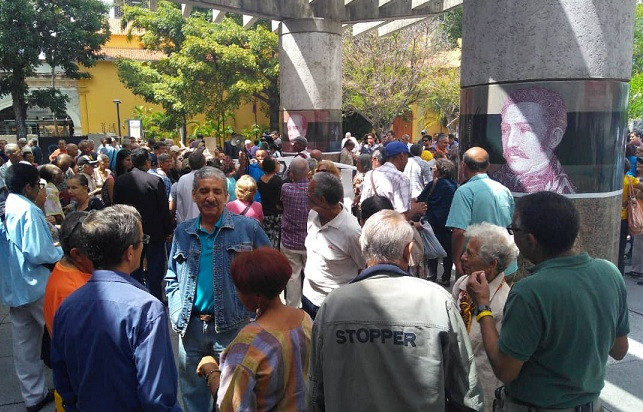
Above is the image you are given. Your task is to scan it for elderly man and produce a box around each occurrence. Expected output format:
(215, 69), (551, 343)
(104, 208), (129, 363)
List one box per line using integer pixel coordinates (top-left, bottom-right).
(166, 166), (270, 411)
(360, 141), (425, 220)
(113, 148), (172, 301)
(51, 205), (181, 411)
(280, 157), (311, 307)
(467, 192), (629, 411)
(308, 210), (482, 411)
(0, 163), (62, 412)
(301, 172), (365, 318)
(446, 147), (516, 281)
(491, 87), (575, 194)
(453, 223), (518, 412)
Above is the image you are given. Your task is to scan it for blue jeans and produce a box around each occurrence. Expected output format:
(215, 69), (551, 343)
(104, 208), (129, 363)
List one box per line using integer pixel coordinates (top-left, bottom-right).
(178, 316), (244, 411)
(132, 240), (167, 302)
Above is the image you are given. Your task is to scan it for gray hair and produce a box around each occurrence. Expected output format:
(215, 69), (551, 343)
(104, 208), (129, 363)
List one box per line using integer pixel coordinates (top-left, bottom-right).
(356, 154), (372, 173)
(360, 210), (414, 263)
(81, 205), (142, 269)
(4, 143), (19, 155)
(307, 157), (317, 172)
(371, 147), (385, 164)
(97, 153), (109, 162)
(193, 166), (228, 194)
(465, 222), (519, 274)
(311, 172), (343, 205)
(290, 157), (309, 180)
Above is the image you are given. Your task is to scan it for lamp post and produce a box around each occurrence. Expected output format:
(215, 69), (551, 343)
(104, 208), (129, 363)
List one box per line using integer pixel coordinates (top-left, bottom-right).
(113, 99), (122, 137)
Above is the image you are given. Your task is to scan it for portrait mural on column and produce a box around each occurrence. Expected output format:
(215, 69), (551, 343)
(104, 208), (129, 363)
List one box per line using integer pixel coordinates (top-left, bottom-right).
(460, 80), (628, 194)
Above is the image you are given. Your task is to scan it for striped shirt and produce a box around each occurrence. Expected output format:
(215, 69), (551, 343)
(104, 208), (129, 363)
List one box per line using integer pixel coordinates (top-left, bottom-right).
(217, 314), (313, 412)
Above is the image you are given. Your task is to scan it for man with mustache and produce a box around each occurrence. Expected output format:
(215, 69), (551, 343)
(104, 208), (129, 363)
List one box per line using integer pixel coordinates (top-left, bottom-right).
(492, 87), (575, 194)
(165, 166), (270, 411)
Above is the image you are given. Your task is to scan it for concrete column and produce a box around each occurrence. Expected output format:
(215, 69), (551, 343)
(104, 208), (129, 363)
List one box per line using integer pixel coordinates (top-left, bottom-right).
(279, 18), (342, 152)
(460, 0), (637, 264)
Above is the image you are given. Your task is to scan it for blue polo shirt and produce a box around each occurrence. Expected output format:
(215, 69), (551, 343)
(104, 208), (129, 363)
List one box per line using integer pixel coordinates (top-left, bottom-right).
(193, 215), (223, 314)
(446, 173), (517, 274)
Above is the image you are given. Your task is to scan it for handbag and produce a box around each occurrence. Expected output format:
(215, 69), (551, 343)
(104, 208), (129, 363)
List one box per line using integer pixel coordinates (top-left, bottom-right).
(627, 177), (643, 235)
(419, 220), (447, 259)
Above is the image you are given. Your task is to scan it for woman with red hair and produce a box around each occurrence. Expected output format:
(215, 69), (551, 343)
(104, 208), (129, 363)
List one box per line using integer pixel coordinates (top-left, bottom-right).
(197, 247), (312, 411)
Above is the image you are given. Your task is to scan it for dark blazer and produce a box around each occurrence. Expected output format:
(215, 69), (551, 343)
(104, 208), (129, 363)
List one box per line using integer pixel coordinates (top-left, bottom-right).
(113, 168), (171, 242)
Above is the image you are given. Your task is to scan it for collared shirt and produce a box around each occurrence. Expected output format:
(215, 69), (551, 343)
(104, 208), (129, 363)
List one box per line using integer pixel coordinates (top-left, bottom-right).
(446, 173), (516, 274)
(175, 171), (200, 224)
(52, 270), (181, 411)
(194, 215), (223, 314)
(499, 253), (628, 408)
(0, 193), (63, 307)
(280, 180), (310, 250)
(404, 156), (433, 198)
(360, 162), (411, 213)
(302, 208), (365, 307)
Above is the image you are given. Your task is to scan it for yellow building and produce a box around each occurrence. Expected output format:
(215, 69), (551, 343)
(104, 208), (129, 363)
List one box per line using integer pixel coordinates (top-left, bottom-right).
(0, 18), (267, 142)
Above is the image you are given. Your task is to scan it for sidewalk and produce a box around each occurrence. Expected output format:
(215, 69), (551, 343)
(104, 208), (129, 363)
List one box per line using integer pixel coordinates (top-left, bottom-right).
(1, 274), (642, 411)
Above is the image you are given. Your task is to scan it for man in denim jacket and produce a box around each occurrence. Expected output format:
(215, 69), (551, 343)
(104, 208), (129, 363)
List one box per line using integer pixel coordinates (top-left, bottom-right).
(166, 166), (271, 411)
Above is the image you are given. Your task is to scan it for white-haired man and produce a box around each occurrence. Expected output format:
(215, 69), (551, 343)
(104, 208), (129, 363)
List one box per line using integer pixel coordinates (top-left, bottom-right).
(308, 210), (482, 411)
(453, 222), (518, 412)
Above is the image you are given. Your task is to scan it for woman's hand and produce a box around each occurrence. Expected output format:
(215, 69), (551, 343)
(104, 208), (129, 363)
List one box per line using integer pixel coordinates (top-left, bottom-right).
(196, 355), (219, 377)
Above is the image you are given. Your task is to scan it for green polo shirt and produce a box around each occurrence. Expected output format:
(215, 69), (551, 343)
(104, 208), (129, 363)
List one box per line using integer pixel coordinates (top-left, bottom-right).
(499, 253), (629, 408)
(193, 215), (223, 314)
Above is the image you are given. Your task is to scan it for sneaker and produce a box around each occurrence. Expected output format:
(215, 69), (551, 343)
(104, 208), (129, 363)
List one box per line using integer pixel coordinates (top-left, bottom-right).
(26, 389), (54, 412)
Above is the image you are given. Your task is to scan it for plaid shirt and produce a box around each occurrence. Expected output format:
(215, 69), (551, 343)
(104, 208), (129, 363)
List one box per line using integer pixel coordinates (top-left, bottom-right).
(280, 180), (310, 250)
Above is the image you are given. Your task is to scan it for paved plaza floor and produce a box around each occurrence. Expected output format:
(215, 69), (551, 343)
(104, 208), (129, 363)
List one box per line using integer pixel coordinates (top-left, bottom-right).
(1, 270), (642, 411)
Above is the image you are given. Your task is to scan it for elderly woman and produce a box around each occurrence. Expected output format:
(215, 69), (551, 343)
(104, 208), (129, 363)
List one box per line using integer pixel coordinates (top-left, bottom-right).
(226, 175), (264, 224)
(39, 164), (65, 225)
(196, 247), (312, 411)
(93, 153), (111, 190)
(453, 222), (518, 412)
(316, 160), (340, 177)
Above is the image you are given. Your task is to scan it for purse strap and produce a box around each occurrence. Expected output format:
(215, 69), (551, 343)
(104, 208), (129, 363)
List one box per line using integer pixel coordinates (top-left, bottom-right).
(629, 176), (637, 200)
(370, 170), (379, 196)
(426, 178), (438, 199)
(240, 201), (253, 216)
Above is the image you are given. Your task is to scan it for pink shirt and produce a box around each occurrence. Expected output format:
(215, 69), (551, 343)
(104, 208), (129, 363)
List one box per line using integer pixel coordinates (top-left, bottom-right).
(226, 199), (264, 224)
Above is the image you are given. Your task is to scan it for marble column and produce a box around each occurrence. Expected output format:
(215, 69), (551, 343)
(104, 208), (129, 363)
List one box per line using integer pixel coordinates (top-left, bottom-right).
(460, 0), (637, 263)
(279, 18), (342, 152)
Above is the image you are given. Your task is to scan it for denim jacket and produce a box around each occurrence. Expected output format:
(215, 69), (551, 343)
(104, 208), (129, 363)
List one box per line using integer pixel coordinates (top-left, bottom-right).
(165, 209), (271, 335)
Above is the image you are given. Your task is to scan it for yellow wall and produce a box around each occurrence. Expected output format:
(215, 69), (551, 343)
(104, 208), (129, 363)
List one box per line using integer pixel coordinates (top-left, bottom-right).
(409, 104), (450, 143)
(78, 30), (268, 138)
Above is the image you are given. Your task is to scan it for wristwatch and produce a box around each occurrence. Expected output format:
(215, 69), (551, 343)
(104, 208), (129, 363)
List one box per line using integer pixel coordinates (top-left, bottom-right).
(473, 304), (491, 316)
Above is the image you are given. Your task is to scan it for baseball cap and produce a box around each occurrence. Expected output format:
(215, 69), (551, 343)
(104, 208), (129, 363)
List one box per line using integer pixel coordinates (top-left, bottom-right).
(384, 141), (410, 157)
(292, 136), (307, 146)
(76, 155), (98, 166)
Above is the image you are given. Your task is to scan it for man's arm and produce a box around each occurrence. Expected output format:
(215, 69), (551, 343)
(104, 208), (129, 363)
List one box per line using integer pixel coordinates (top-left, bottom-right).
(451, 228), (466, 277)
(609, 336), (629, 360)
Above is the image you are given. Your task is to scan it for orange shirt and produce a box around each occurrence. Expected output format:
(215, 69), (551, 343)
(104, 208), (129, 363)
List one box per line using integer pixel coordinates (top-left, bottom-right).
(44, 261), (91, 334)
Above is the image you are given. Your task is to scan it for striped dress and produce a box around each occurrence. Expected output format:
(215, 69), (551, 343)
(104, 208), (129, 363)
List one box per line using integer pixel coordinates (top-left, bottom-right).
(217, 314), (313, 412)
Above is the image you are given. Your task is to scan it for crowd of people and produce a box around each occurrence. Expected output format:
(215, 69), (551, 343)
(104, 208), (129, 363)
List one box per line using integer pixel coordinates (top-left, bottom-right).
(0, 130), (631, 412)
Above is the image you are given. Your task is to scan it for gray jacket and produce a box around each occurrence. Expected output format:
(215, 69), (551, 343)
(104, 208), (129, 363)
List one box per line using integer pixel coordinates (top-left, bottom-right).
(307, 264), (483, 411)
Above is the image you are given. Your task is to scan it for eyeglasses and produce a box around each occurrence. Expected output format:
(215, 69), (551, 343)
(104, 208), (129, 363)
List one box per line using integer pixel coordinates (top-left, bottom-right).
(506, 225), (526, 235)
(136, 234), (150, 245)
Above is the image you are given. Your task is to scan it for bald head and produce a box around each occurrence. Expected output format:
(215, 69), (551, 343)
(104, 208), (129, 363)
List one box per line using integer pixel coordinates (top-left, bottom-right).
(290, 157), (309, 181)
(310, 149), (323, 162)
(463, 147), (489, 174)
(66, 143), (79, 159)
(56, 154), (74, 172)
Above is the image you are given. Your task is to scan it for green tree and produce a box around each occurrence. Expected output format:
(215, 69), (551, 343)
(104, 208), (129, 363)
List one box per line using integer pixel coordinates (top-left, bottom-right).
(630, 4), (643, 119)
(117, 1), (279, 143)
(0, 0), (109, 139)
(342, 24), (435, 138)
(421, 66), (460, 132)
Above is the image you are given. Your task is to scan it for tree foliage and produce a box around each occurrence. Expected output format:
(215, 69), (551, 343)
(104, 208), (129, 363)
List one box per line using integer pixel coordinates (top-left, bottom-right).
(342, 23), (435, 138)
(0, 0), (109, 138)
(117, 0), (279, 142)
(630, 4), (643, 120)
(342, 17), (462, 137)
